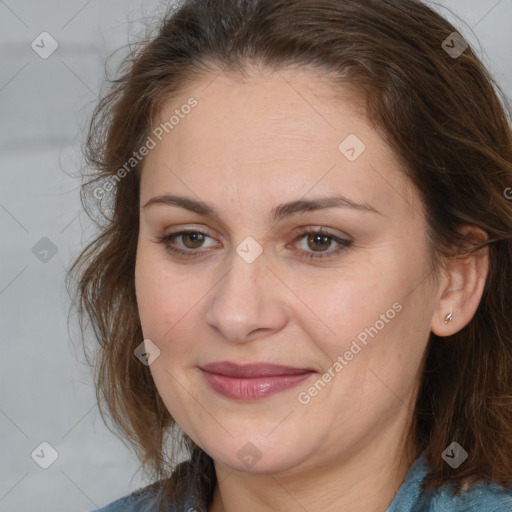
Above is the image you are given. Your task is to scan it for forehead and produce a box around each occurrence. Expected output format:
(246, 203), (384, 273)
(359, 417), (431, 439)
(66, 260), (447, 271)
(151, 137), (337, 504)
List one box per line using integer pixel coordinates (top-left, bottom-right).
(142, 67), (420, 219)
(154, 66), (366, 159)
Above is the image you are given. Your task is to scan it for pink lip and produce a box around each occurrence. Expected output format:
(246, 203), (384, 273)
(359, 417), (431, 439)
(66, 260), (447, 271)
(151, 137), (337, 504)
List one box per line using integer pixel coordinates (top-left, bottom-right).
(200, 361), (316, 401)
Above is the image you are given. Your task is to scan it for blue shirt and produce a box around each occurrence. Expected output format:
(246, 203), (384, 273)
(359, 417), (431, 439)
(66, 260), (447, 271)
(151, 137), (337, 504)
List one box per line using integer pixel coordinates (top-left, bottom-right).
(91, 451), (512, 511)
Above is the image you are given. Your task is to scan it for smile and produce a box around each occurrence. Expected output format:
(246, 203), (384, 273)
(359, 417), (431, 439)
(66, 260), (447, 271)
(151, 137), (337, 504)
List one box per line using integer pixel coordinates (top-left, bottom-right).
(199, 362), (316, 400)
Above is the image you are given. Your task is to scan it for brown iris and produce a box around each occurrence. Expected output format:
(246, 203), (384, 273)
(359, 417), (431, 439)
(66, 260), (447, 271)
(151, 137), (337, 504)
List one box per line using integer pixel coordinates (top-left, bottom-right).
(307, 233), (332, 252)
(181, 232), (206, 249)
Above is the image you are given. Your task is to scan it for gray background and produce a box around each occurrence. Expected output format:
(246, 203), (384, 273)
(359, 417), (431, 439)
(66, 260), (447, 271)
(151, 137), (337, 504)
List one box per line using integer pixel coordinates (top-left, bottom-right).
(1, 1), (511, 511)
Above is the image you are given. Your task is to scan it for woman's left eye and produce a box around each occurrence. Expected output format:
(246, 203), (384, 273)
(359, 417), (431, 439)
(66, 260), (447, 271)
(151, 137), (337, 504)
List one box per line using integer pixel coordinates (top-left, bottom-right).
(155, 228), (352, 260)
(293, 230), (352, 259)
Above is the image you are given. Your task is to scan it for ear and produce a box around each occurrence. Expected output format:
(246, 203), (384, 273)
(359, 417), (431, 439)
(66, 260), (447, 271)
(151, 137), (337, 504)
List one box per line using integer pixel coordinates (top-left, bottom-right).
(431, 225), (489, 337)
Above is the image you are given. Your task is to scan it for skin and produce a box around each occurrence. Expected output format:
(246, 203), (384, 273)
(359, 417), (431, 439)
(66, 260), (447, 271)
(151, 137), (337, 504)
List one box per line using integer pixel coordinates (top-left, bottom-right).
(134, 66), (488, 512)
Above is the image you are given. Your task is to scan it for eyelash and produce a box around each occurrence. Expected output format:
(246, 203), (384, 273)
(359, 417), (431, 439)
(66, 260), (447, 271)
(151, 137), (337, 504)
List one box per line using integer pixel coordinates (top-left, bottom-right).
(154, 228), (352, 260)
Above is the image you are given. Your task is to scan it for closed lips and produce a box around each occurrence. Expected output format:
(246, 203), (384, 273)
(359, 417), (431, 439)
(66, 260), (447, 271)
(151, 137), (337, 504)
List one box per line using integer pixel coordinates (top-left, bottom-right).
(200, 362), (314, 378)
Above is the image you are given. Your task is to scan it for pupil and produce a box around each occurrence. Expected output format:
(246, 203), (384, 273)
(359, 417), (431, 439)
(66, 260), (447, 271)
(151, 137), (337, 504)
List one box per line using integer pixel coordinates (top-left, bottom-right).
(309, 234), (330, 251)
(184, 232), (204, 248)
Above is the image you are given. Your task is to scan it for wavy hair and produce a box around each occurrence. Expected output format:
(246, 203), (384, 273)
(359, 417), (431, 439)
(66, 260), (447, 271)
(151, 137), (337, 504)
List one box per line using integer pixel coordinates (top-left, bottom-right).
(67, 0), (512, 509)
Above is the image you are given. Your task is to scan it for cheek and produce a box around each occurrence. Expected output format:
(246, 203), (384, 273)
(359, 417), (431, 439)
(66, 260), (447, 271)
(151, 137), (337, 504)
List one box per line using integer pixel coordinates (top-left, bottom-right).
(290, 263), (402, 354)
(135, 247), (206, 356)
(135, 252), (205, 431)
(294, 250), (429, 383)
(135, 244), (168, 331)
(135, 253), (166, 336)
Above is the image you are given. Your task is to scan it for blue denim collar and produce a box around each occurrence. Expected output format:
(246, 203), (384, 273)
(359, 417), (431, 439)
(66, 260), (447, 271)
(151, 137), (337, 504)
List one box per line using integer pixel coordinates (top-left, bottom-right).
(386, 450), (512, 512)
(385, 451), (430, 512)
(96, 449), (512, 511)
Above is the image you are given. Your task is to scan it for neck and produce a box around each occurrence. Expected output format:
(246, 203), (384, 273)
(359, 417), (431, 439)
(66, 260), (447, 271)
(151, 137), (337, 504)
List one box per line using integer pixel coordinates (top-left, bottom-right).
(209, 417), (419, 512)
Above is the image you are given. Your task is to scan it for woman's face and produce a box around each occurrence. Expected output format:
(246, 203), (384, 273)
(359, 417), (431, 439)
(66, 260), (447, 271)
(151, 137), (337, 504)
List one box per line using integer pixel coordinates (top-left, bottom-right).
(135, 67), (441, 474)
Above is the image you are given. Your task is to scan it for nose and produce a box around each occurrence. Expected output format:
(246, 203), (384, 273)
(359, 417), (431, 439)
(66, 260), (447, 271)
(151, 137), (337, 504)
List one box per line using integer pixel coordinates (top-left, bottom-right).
(204, 247), (289, 344)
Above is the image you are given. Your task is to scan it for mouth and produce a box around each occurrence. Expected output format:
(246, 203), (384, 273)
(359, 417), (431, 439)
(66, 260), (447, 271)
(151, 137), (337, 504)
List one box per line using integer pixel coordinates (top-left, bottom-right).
(199, 361), (316, 401)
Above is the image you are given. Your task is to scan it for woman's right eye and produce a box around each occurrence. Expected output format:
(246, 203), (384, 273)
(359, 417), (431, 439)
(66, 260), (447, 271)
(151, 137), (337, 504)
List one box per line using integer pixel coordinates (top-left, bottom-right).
(154, 229), (217, 258)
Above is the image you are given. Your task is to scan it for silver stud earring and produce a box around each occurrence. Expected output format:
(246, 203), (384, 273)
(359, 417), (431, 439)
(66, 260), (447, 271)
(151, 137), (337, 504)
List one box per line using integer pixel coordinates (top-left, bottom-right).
(444, 311), (453, 324)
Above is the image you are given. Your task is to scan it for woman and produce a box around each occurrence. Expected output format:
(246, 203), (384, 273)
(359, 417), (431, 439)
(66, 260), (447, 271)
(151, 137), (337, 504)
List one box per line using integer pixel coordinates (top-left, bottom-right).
(68, 0), (512, 510)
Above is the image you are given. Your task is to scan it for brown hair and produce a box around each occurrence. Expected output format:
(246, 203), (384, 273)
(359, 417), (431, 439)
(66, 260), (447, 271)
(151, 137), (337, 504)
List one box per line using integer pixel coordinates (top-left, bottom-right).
(67, 0), (512, 509)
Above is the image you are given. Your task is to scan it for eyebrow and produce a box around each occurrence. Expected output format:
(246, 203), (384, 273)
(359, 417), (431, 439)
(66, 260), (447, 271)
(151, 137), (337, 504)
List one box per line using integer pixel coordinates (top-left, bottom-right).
(142, 193), (382, 222)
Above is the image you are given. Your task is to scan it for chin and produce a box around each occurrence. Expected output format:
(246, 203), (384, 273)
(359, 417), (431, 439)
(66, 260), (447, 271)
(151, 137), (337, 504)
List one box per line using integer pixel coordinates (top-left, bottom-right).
(206, 437), (313, 475)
